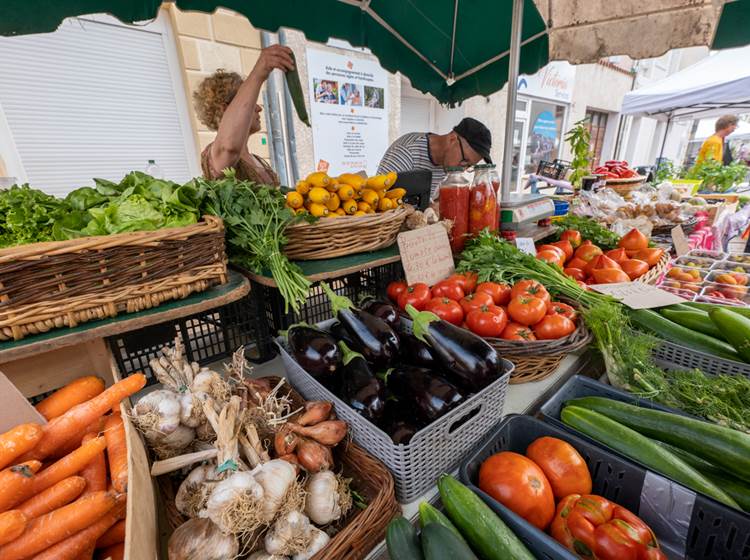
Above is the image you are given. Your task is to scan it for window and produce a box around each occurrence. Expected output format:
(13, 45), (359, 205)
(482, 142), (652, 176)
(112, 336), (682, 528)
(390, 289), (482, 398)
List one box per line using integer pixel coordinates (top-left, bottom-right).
(586, 110), (609, 167)
(0, 13), (198, 196)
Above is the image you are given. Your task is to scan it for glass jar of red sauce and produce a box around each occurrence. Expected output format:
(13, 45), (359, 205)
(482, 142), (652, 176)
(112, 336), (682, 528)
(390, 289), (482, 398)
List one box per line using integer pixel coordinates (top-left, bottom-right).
(487, 164), (501, 199)
(469, 164), (499, 237)
(438, 167), (470, 253)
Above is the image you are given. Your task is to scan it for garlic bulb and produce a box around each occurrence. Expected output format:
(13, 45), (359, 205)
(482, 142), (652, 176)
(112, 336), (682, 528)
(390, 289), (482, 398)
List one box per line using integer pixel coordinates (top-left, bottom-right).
(159, 424), (195, 449)
(254, 459), (297, 521)
(304, 471), (342, 525)
(168, 518), (238, 560)
(179, 391), (207, 428)
(293, 528), (330, 560)
(195, 420), (215, 442)
(192, 369), (221, 394)
(203, 471), (264, 534)
(175, 464), (215, 518)
(265, 511), (312, 556)
(133, 389), (181, 440)
(247, 553), (289, 560)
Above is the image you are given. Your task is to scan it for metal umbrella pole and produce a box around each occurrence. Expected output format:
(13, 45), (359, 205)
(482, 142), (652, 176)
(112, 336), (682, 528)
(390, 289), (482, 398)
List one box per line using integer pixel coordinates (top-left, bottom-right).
(501, 0), (524, 202)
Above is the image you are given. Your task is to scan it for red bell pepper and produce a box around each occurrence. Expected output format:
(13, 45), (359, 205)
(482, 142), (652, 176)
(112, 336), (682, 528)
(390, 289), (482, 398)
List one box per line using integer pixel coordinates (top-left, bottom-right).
(550, 494), (667, 560)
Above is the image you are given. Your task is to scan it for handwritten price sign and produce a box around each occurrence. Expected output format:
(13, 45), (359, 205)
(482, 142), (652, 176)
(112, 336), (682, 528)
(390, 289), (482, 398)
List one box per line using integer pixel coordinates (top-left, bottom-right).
(397, 224), (455, 286)
(590, 282), (685, 309)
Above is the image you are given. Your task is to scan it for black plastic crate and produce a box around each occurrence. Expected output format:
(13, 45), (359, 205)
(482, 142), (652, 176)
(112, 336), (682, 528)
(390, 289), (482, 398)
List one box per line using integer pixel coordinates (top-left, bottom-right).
(461, 415), (750, 560)
(252, 261), (403, 335)
(107, 293), (273, 385)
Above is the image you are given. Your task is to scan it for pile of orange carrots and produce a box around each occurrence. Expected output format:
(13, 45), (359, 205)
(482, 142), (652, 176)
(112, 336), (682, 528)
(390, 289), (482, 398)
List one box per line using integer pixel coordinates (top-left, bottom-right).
(0, 373), (146, 560)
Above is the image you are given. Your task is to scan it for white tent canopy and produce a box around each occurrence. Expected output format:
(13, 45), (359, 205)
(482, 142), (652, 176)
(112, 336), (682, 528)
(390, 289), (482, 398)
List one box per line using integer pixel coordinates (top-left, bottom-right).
(620, 46), (750, 121)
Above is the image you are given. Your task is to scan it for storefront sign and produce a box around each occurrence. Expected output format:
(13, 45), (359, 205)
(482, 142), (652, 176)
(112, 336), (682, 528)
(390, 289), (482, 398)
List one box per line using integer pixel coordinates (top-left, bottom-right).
(398, 224), (454, 286)
(590, 282), (685, 309)
(518, 62), (576, 103)
(306, 48), (389, 175)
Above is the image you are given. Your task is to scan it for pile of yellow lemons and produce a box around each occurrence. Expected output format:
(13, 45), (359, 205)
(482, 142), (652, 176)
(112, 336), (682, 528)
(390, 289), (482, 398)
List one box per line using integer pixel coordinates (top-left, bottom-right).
(286, 171), (405, 218)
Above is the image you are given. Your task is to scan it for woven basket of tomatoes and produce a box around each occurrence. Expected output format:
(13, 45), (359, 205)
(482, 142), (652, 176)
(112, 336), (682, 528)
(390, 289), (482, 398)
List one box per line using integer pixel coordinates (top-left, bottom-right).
(388, 274), (592, 384)
(538, 227), (669, 287)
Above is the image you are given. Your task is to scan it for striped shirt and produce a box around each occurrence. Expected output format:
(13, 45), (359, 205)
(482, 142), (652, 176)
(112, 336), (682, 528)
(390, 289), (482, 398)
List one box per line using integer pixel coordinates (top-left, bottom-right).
(377, 133), (445, 197)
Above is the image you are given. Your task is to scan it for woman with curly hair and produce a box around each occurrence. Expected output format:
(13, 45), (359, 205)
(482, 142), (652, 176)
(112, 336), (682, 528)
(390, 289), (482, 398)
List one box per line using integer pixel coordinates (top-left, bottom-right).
(193, 44), (294, 185)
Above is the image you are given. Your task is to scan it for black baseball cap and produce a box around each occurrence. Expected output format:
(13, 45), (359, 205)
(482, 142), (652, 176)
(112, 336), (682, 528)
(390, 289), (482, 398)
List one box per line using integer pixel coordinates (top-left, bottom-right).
(453, 117), (492, 164)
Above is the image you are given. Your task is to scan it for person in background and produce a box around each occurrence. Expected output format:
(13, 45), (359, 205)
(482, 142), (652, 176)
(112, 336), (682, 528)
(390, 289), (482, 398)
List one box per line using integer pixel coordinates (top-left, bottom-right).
(193, 44), (294, 185)
(377, 117), (492, 197)
(696, 114), (739, 166)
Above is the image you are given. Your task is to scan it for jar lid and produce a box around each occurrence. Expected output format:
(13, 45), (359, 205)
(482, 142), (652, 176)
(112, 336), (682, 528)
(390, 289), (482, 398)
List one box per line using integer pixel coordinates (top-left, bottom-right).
(444, 166), (465, 172)
(474, 163), (488, 170)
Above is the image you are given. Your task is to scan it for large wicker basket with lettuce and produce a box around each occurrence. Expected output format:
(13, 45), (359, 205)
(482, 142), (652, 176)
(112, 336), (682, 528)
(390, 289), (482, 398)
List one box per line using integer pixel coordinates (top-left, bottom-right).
(0, 215), (227, 340)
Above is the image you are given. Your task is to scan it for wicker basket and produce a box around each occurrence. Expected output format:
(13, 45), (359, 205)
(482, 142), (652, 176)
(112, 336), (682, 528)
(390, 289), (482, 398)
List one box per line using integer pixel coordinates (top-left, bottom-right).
(605, 175), (647, 198)
(159, 377), (399, 560)
(283, 206), (410, 260)
(638, 251), (670, 285)
(486, 322), (592, 384)
(0, 215), (227, 340)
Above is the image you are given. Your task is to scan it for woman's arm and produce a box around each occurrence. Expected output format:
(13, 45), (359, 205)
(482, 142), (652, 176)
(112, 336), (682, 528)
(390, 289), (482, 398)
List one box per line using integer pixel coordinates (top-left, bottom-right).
(210, 44), (294, 171)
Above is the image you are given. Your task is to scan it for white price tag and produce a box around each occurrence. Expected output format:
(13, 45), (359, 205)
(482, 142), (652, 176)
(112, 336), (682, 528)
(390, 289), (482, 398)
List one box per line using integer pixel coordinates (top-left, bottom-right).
(515, 237), (536, 255)
(590, 282), (685, 309)
(671, 225), (690, 257)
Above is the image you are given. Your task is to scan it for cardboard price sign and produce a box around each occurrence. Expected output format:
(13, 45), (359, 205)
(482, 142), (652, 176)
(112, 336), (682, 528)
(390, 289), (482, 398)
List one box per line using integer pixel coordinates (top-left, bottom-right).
(590, 281), (685, 309)
(671, 225), (690, 257)
(397, 224), (455, 286)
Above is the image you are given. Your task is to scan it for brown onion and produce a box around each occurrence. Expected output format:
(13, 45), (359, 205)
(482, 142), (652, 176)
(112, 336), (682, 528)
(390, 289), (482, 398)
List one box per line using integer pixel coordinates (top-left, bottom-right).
(296, 438), (333, 472)
(274, 425), (299, 456)
(288, 420), (347, 446)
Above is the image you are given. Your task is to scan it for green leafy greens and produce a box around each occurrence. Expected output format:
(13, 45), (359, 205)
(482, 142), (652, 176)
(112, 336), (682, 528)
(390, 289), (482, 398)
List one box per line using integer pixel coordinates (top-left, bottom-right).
(551, 215), (621, 250)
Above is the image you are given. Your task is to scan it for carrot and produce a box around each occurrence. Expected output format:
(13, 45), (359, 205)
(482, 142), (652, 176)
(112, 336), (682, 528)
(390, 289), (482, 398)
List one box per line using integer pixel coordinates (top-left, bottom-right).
(31, 497), (123, 560)
(0, 491), (116, 560)
(79, 434), (107, 496)
(22, 374), (146, 461)
(0, 461), (42, 512)
(16, 476), (86, 519)
(94, 519), (125, 549)
(98, 542), (124, 560)
(74, 545), (94, 560)
(103, 414), (128, 493)
(36, 376), (106, 421)
(0, 423), (43, 470)
(0, 510), (26, 545)
(51, 417), (107, 461)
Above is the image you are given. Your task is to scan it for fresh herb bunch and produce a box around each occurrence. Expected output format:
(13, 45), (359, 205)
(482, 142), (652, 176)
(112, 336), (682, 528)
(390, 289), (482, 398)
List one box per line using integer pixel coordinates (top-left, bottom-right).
(550, 215), (621, 251)
(197, 170), (310, 313)
(564, 118), (592, 189)
(0, 185), (71, 248)
(686, 159), (749, 193)
(653, 159), (677, 184)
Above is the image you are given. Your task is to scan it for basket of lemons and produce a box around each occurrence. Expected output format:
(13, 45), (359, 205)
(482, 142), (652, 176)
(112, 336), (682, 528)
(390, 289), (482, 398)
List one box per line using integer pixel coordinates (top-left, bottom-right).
(283, 171), (411, 260)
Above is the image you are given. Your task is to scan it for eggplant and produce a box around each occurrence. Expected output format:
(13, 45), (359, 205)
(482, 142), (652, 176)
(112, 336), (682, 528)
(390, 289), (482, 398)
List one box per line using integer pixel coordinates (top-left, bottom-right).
(388, 421), (419, 445)
(379, 399), (422, 445)
(405, 304), (502, 392)
(338, 341), (386, 422)
(398, 331), (438, 369)
(385, 365), (464, 424)
(327, 321), (353, 345)
(321, 282), (400, 367)
(287, 324), (341, 384)
(362, 299), (401, 330)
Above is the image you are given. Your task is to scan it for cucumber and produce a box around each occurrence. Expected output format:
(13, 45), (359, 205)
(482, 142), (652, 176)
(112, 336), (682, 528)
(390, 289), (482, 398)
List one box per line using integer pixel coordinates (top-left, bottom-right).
(685, 301), (750, 319)
(709, 308), (750, 362)
(285, 51), (310, 127)
(421, 523), (478, 560)
(561, 405), (739, 508)
(629, 308), (739, 361)
(438, 474), (535, 560)
(659, 442), (750, 512)
(567, 396), (750, 482)
(386, 516), (424, 560)
(659, 308), (724, 339)
(419, 502), (468, 546)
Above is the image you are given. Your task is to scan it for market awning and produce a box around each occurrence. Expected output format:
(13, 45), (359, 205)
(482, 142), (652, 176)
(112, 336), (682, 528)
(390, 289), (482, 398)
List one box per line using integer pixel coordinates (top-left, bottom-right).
(620, 45), (750, 120)
(712, 0), (750, 50)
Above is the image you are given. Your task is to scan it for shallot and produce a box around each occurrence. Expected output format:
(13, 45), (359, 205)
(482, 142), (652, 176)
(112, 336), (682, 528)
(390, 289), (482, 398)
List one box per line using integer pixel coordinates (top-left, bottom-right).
(296, 438), (333, 472)
(288, 420), (347, 446)
(295, 401), (332, 426)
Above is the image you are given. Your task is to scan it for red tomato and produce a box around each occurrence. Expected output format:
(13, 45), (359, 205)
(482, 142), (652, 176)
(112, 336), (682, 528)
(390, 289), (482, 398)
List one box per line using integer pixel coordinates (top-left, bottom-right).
(537, 244), (566, 259)
(566, 257), (588, 270)
(591, 268), (631, 284)
(585, 255), (622, 277)
(479, 452), (555, 530)
(424, 297), (464, 325)
(576, 280), (590, 290)
(550, 240), (574, 261)
(526, 437), (592, 499)
(604, 248), (628, 264)
(534, 314), (576, 339)
(620, 258), (650, 280)
(507, 296), (547, 326)
(397, 283), (431, 311)
(501, 322), (537, 341)
(386, 280), (407, 303)
(574, 244), (603, 263)
(449, 271), (479, 293)
(548, 302), (577, 322)
(511, 280), (551, 308)
(465, 305), (508, 337)
(475, 282), (512, 305)
(633, 247), (665, 267)
(618, 228), (649, 257)
(537, 249), (565, 268)
(459, 291), (494, 315)
(431, 280), (465, 301)
(560, 230), (582, 249)
(564, 267), (586, 282)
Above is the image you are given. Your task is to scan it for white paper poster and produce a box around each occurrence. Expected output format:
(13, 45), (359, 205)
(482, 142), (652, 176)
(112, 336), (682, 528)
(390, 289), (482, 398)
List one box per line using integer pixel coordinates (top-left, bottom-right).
(306, 48), (389, 176)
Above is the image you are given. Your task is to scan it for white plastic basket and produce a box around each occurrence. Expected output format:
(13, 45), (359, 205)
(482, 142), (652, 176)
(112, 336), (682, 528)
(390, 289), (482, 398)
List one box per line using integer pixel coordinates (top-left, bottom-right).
(655, 340), (750, 377)
(276, 319), (512, 502)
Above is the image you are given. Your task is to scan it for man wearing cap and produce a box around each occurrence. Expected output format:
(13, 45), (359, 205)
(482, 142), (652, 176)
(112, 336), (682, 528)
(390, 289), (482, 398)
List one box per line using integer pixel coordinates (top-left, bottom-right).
(377, 117), (492, 197)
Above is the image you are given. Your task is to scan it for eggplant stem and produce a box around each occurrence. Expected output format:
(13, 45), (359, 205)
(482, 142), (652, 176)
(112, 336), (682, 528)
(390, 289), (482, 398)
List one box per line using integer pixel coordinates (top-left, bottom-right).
(320, 281), (354, 314)
(338, 340), (364, 365)
(405, 304), (439, 343)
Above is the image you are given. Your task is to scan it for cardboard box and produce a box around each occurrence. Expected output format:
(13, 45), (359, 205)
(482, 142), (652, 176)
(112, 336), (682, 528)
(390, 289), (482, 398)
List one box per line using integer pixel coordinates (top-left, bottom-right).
(0, 338), (157, 560)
